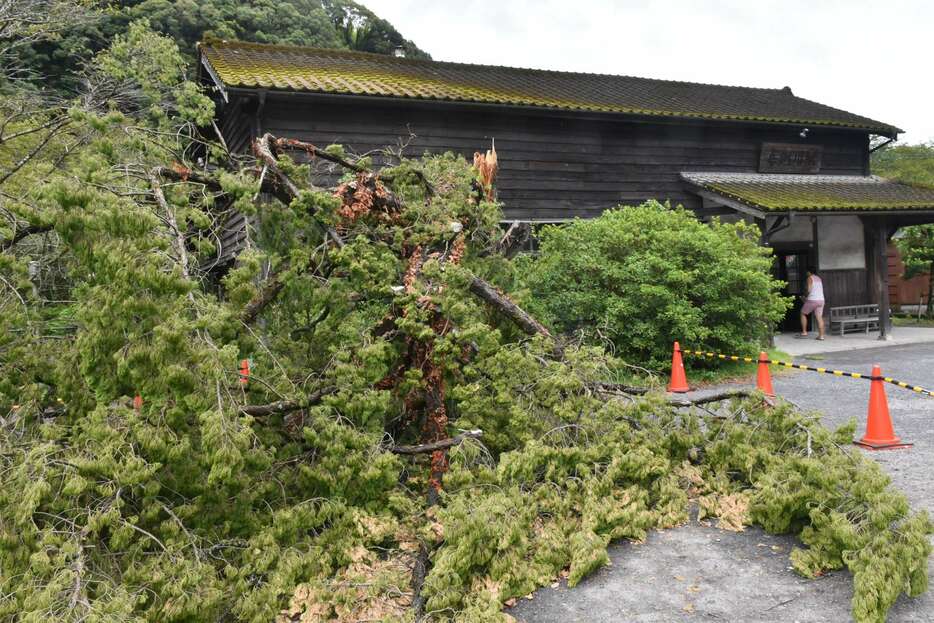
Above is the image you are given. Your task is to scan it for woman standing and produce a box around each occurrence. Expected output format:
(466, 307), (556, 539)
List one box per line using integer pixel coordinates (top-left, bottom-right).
(797, 266), (825, 340)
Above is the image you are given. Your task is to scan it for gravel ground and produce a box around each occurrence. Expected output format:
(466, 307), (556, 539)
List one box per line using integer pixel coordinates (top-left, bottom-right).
(510, 342), (934, 623)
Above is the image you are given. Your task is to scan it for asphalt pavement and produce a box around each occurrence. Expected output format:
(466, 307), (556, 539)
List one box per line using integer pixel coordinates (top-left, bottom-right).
(510, 342), (934, 623)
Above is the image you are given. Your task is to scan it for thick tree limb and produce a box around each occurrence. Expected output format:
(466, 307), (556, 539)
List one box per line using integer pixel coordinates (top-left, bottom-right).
(468, 276), (563, 355)
(151, 165), (225, 191)
(240, 270), (287, 325)
(412, 541), (431, 622)
(666, 389), (757, 408)
(275, 137), (368, 173)
(253, 133), (344, 249)
(0, 222), (53, 250)
(240, 398), (301, 418)
(389, 429), (483, 455)
(237, 134), (347, 324)
(239, 387), (335, 417)
(407, 431), (484, 622)
(275, 136), (435, 197)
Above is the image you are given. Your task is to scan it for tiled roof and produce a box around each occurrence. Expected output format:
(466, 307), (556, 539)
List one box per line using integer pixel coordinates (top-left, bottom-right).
(198, 40), (900, 135)
(681, 172), (934, 213)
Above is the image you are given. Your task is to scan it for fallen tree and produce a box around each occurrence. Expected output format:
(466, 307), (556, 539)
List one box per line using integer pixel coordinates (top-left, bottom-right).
(0, 63), (930, 623)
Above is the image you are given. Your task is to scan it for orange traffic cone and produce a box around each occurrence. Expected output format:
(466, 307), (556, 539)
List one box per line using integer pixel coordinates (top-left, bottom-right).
(667, 341), (690, 393)
(756, 352), (775, 397)
(854, 365), (912, 450)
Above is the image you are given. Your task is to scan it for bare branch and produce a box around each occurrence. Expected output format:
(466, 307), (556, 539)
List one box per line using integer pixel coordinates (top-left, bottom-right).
(148, 169), (192, 281)
(239, 387), (335, 418)
(0, 118), (70, 186)
(388, 429), (483, 455)
(494, 221), (530, 257)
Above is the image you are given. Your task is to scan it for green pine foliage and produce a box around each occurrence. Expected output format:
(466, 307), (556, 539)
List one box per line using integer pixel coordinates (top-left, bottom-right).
(0, 19), (930, 623)
(17, 0), (429, 91)
(424, 390), (932, 623)
(516, 203), (790, 370)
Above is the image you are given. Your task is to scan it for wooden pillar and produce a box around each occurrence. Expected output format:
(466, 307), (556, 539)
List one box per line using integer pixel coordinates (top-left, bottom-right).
(876, 220), (891, 340)
(811, 216), (820, 269)
(756, 217), (768, 245)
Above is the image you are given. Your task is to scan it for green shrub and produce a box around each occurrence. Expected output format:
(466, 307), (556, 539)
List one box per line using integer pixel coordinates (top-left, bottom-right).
(518, 202), (790, 369)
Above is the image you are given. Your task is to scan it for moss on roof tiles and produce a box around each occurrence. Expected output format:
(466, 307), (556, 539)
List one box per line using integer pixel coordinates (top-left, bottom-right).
(199, 40), (901, 135)
(682, 174), (934, 212)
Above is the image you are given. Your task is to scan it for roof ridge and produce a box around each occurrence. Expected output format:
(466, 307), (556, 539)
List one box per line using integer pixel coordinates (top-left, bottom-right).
(199, 38), (792, 94)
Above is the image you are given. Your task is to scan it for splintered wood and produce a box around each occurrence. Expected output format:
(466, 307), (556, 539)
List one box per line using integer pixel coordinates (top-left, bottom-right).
(473, 140), (498, 201)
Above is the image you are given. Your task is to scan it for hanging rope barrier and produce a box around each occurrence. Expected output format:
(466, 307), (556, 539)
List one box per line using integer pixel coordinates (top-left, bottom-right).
(678, 347), (934, 397)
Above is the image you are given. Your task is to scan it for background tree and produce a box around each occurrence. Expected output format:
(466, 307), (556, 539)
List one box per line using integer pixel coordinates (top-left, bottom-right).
(872, 142), (934, 188)
(894, 224), (934, 316)
(872, 142), (934, 315)
(516, 202), (790, 369)
(15, 0), (429, 91)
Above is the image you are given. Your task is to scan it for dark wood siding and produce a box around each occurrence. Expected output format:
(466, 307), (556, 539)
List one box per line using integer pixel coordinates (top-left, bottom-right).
(821, 269), (870, 309)
(217, 97), (254, 155)
(219, 93), (870, 222)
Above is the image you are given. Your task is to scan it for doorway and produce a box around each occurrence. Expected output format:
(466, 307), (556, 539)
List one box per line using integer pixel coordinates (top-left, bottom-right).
(773, 248), (814, 332)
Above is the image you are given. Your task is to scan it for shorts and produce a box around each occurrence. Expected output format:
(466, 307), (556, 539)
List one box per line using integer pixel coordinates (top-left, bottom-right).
(801, 299), (824, 316)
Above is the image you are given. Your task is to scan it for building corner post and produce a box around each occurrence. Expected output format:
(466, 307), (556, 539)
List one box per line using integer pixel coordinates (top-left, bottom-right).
(877, 220), (892, 340)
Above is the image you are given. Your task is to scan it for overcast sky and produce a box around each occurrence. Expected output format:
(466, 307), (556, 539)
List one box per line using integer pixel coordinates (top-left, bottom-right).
(363, 0), (933, 144)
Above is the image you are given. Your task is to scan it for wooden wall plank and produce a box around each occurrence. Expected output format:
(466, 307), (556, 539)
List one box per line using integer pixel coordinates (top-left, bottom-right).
(821, 269), (870, 308)
(221, 95), (871, 221)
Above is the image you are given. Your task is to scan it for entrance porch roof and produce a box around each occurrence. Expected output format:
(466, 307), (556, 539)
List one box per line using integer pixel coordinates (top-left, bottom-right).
(681, 172), (934, 219)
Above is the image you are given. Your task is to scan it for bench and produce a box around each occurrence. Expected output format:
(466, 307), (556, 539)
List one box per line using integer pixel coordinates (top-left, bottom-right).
(829, 304), (880, 336)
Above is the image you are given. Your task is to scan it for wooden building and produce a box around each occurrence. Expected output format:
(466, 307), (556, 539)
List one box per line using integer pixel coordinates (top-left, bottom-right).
(888, 243), (931, 311)
(197, 40), (934, 334)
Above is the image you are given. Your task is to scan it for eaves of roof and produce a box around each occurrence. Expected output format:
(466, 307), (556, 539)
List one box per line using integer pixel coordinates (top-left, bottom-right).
(198, 40), (902, 137)
(681, 172), (934, 215)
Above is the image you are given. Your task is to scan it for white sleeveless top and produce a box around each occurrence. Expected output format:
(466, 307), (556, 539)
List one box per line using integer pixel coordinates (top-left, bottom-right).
(807, 275), (824, 301)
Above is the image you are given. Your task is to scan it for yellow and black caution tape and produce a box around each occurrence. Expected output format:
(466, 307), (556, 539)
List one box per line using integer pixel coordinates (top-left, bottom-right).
(678, 348), (934, 397)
